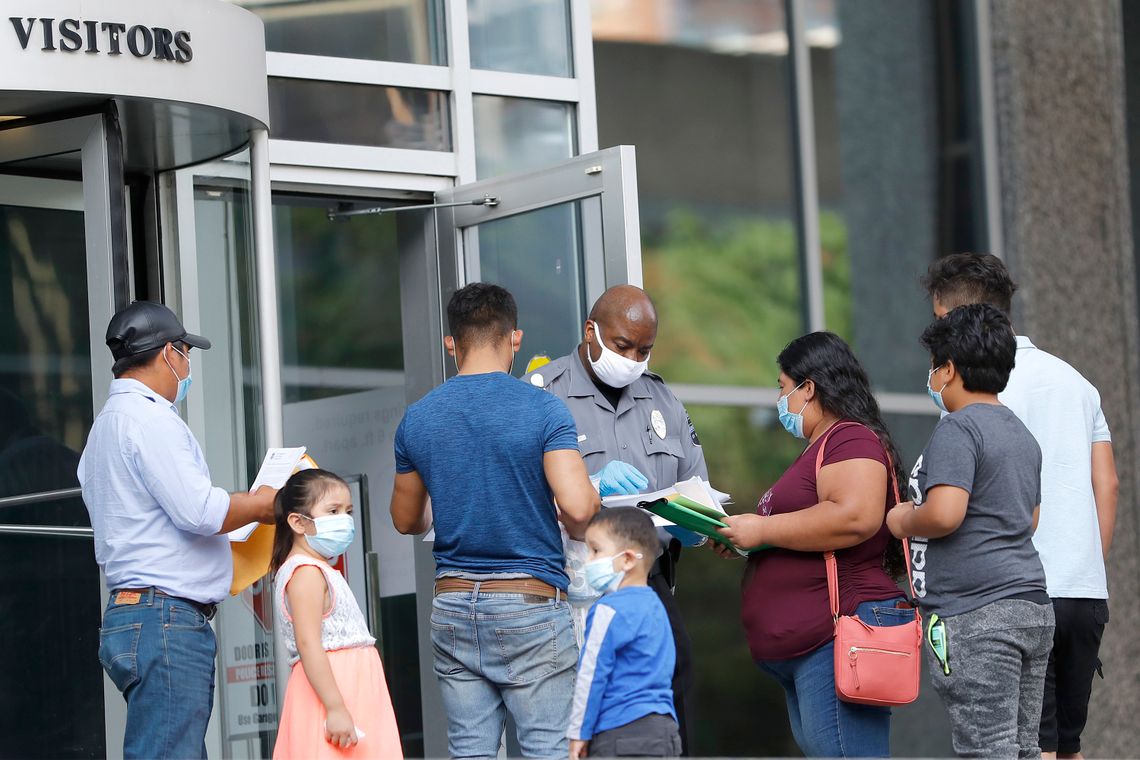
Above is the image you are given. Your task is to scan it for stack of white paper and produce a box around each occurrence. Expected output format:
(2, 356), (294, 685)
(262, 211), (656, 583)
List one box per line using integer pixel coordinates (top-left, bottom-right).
(228, 447), (308, 542)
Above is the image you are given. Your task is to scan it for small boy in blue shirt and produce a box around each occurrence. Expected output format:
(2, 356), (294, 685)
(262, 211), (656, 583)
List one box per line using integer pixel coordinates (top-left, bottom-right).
(567, 507), (680, 758)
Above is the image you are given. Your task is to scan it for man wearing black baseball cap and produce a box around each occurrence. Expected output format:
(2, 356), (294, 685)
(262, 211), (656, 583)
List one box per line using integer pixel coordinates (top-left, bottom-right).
(78, 301), (277, 759)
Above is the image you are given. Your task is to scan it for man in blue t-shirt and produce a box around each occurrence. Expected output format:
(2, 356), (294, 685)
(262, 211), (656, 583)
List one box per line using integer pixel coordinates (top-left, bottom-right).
(390, 282), (600, 758)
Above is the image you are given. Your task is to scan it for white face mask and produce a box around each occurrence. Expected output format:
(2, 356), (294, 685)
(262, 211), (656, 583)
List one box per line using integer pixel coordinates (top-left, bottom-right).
(587, 321), (649, 388)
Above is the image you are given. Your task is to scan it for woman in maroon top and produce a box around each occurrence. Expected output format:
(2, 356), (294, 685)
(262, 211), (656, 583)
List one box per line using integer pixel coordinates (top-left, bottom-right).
(715, 332), (910, 758)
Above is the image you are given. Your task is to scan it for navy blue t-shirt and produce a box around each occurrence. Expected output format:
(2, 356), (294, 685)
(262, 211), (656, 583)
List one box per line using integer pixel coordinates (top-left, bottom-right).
(394, 372), (579, 589)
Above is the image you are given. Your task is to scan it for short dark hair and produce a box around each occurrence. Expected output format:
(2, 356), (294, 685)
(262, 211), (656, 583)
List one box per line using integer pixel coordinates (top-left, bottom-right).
(922, 253), (1017, 316)
(920, 303), (1016, 394)
(112, 344), (176, 378)
(446, 283), (517, 347)
(587, 507), (658, 564)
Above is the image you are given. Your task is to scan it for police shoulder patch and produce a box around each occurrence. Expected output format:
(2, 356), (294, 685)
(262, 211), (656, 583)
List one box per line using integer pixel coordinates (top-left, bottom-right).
(687, 414), (701, 446)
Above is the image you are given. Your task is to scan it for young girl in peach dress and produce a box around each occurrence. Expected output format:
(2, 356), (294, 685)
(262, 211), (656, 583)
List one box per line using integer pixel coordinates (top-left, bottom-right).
(271, 469), (402, 759)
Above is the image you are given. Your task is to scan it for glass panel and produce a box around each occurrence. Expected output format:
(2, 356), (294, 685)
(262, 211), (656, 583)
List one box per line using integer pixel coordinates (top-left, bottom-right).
(164, 153), (279, 754)
(274, 195), (406, 403)
(269, 78), (451, 151)
(0, 179), (105, 756)
(468, 0), (572, 77)
(472, 96), (575, 179)
(472, 201), (586, 373)
(673, 404), (802, 757)
(233, 0), (446, 65)
(274, 193), (423, 754)
(592, 0), (803, 389)
(814, 0), (987, 391)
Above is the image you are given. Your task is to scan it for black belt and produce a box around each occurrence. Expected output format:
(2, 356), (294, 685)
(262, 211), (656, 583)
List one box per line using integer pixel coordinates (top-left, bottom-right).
(114, 587), (218, 621)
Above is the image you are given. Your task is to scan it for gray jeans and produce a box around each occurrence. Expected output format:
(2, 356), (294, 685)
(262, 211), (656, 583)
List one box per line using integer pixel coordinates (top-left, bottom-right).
(929, 598), (1055, 758)
(588, 713), (681, 757)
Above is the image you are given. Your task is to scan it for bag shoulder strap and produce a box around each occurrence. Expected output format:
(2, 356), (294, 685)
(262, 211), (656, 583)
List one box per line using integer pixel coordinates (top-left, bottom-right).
(814, 421), (916, 622)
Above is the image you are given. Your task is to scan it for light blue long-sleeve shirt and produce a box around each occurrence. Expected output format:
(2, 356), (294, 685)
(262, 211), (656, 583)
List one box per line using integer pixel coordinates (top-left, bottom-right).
(78, 378), (232, 603)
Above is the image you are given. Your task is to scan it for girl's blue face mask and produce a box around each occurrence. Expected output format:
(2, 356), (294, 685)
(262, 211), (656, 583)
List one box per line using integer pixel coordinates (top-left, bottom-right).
(300, 513), (356, 559)
(776, 380), (808, 439)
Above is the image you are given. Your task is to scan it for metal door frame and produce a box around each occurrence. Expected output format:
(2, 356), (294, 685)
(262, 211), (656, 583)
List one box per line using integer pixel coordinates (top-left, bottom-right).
(0, 112), (129, 756)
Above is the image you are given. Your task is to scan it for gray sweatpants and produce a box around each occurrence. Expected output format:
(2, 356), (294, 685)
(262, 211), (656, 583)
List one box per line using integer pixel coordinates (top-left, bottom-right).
(588, 713), (681, 757)
(929, 598), (1055, 759)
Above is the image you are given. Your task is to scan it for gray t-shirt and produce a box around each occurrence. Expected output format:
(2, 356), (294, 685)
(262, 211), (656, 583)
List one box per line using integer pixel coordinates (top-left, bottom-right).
(907, 403), (1047, 618)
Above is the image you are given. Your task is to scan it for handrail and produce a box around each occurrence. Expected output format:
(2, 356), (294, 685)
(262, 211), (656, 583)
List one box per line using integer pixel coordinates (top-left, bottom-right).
(0, 487), (83, 509)
(0, 524), (94, 539)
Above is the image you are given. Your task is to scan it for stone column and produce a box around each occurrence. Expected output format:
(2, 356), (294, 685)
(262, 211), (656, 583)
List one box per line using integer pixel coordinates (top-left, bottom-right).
(989, 1), (1140, 755)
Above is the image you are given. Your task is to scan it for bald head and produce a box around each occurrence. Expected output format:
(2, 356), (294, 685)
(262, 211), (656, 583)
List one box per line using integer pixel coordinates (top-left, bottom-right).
(580, 285), (658, 378)
(588, 285), (657, 329)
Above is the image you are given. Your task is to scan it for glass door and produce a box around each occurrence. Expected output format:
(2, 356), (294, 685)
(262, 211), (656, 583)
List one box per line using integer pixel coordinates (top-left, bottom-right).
(434, 145), (643, 372)
(0, 116), (123, 758)
(411, 146), (643, 757)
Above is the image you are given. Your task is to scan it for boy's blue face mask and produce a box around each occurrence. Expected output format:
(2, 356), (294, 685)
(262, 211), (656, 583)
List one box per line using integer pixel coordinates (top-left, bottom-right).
(926, 366), (948, 413)
(583, 550), (643, 595)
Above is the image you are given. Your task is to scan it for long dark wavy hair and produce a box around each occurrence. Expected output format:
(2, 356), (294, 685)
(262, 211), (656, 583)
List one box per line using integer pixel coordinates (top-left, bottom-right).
(777, 332), (907, 579)
(270, 468), (350, 574)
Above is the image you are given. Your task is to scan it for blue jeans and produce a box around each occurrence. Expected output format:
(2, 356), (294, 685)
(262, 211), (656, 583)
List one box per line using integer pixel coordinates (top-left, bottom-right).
(759, 597), (911, 758)
(430, 588), (578, 759)
(98, 589), (217, 759)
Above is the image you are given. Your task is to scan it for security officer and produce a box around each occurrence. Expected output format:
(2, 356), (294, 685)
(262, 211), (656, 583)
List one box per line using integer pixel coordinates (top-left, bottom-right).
(79, 301), (277, 759)
(523, 284), (706, 755)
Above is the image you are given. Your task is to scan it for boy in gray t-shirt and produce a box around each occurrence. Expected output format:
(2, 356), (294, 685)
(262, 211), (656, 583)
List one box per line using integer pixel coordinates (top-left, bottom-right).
(888, 304), (1054, 759)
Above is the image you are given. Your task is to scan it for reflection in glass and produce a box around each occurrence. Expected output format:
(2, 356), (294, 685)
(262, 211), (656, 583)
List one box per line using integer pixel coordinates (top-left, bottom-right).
(593, 0), (803, 390)
(468, 0), (573, 77)
(0, 191), (105, 756)
(474, 201), (586, 372)
(814, 1), (987, 390)
(269, 79), (451, 151)
(473, 96), (575, 178)
(274, 195), (407, 402)
(234, 0), (445, 65)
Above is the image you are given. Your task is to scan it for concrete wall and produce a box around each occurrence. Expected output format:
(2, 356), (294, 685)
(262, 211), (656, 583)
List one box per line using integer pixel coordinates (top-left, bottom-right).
(989, 1), (1140, 755)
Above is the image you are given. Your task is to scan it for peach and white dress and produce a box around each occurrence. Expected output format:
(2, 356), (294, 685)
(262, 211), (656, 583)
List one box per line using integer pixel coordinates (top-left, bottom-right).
(272, 555), (402, 759)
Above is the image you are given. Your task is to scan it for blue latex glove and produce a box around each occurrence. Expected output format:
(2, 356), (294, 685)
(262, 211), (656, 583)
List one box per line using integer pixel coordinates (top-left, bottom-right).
(593, 461), (649, 497)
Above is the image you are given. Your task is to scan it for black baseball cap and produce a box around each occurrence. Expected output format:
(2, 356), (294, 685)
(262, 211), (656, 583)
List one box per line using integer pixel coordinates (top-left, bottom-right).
(105, 301), (211, 361)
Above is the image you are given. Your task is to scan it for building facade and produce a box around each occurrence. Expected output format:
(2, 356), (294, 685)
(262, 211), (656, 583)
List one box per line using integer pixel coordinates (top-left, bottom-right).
(0, 0), (1136, 757)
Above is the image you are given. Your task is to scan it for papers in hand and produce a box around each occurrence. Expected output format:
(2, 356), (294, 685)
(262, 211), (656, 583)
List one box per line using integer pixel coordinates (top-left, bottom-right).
(228, 447), (311, 542)
(601, 476), (731, 528)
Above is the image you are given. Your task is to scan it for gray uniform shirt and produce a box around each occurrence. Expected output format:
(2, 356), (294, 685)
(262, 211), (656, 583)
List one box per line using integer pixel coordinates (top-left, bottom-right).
(909, 403), (1047, 618)
(522, 352), (708, 546)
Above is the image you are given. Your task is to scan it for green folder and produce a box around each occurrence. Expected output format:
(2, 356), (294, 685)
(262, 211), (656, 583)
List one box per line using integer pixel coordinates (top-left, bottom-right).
(638, 497), (771, 554)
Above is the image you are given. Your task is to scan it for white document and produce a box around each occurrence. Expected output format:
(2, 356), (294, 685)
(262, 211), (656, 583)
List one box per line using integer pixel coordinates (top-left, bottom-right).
(228, 447), (308, 542)
(601, 476), (732, 527)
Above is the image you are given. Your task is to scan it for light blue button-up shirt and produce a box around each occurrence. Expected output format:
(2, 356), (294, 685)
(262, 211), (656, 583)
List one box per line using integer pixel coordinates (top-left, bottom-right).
(78, 378), (232, 603)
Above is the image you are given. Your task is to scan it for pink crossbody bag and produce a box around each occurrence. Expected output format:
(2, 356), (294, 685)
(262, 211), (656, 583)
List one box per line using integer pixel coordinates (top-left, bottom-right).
(816, 422), (922, 706)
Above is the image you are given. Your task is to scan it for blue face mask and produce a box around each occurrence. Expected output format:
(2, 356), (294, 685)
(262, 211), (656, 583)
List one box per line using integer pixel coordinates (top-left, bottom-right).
(301, 513), (356, 559)
(927, 367), (948, 413)
(583, 551), (641, 595)
(776, 381), (808, 439)
(165, 345), (193, 404)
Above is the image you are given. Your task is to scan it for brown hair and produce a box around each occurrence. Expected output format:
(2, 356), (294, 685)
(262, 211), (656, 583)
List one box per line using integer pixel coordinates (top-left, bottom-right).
(921, 253), (1018, 316)
(269, 468), (349, 573)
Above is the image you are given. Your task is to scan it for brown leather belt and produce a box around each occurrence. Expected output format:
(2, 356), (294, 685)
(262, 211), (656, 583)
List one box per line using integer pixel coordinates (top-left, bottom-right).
(433, 577), (561, 600)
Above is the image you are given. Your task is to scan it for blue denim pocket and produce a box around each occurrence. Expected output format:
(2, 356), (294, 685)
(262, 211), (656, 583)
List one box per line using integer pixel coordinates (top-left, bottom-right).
(496, 619), (558, 684)
(165, 602), (209, 630)
(98, 622), (142, 693)
(430, 620), (462, 675)
(854, 596), (913, 628)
